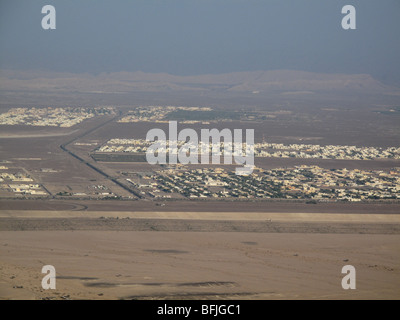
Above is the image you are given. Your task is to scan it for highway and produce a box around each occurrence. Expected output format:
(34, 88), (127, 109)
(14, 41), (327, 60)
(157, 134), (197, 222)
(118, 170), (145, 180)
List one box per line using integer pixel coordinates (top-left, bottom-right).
(59, 111), (144, 199)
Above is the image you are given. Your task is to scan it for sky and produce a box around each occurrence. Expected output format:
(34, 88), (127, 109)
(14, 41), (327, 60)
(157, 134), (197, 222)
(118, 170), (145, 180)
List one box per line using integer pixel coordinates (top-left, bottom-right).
(0, 0), (399, 84)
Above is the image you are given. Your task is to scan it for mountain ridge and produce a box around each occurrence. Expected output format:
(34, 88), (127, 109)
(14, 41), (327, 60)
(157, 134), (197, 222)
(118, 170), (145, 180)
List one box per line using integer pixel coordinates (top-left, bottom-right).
(0, 69), (397, 94)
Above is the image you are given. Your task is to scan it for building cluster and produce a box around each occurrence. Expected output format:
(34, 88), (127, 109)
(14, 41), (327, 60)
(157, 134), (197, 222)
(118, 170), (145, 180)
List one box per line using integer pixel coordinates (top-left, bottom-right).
(0, 107), (114, 127)
(118, 106), (212, 123)
(132, 166), (400, 201)
(98, 139), (150, 153)
(263, 166), (400, 201)
(0, 172), (33, 182)
(97, 138), (249, 155)
(56, 184), (116, 198)
(6, 184), (47, 195)
(88, 184), (116, 197)
(0, 170), (47, 196)
(97, 138), (399, 161)
(254, 142), (400, 160)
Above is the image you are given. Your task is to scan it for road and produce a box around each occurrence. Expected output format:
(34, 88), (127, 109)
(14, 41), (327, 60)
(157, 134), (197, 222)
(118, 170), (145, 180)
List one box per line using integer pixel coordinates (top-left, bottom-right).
(59, 111), (144, 199)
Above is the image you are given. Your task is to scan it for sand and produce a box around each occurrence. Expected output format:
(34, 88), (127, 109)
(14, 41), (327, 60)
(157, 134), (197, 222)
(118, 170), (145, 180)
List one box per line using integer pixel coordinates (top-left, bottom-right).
(1, 210), (399, 222)
(1, 211), (399, 300)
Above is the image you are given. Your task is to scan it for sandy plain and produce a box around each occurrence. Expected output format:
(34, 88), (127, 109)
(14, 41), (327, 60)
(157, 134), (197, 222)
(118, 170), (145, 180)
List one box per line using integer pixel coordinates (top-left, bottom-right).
(1, 210), (399, 300)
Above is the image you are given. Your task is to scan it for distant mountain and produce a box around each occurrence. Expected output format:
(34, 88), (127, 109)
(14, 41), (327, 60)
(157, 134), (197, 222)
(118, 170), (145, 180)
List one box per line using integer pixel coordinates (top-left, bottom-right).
(0, 69), (398, 95)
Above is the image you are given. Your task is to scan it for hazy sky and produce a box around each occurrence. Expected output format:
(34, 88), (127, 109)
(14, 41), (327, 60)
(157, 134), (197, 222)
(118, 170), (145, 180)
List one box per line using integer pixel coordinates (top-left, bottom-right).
(1, 0), (399, 83)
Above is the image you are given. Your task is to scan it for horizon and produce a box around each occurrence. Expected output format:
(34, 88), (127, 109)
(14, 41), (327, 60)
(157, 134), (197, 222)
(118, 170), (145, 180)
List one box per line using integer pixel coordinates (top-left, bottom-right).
(0, 67), (392, 78)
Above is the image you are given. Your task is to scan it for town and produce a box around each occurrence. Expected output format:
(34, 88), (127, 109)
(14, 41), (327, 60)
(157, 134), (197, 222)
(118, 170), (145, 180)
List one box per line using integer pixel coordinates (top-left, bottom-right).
(96, 138), (400, 161)
(0, 166), (47, 196)
(0, 107), (115, 127)
(118, 106), (213, 123)
(124, 165), (400, 201)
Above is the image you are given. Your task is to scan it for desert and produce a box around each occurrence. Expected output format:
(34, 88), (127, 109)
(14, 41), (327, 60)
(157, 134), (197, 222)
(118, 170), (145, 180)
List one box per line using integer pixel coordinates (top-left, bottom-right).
(1, 210), (399, 300)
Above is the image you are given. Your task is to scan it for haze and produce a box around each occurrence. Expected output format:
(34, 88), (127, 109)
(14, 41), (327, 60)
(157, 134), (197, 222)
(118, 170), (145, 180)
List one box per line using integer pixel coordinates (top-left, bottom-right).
(1, 0), (400, 84)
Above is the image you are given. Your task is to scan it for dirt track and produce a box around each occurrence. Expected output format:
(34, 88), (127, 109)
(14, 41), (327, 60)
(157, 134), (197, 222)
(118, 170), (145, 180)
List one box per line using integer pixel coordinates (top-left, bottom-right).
(1, 217), (400, 234)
